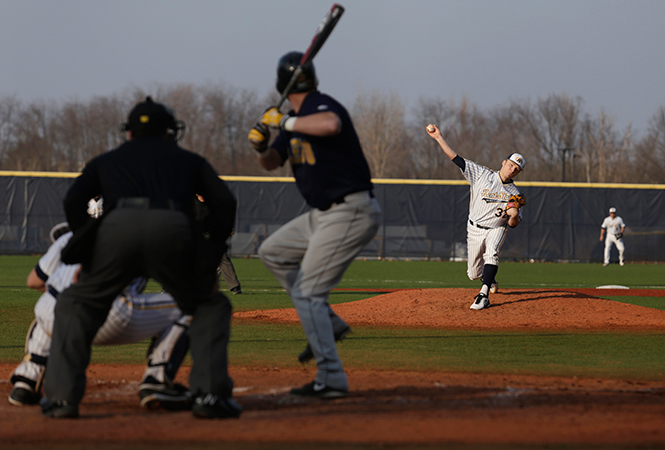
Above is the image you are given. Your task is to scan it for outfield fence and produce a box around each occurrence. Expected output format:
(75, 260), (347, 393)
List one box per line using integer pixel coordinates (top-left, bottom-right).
(2, 172), (664, 263)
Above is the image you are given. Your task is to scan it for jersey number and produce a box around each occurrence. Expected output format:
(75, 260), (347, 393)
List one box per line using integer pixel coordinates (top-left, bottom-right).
(289, 138), (316, 165)
(495, 207), (509, 218)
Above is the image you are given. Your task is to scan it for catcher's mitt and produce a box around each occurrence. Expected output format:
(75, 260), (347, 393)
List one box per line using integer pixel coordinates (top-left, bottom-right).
(506, 193), (526, 210)
(615, 233), (623, 239)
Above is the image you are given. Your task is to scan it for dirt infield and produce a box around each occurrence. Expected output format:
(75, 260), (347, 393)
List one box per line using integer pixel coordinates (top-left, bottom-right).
(2, 288), (664, 448)
(237, 287), (665, 331)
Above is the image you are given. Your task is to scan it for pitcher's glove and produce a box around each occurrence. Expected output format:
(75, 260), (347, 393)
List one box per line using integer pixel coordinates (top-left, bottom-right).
(615, 233), (623, 239)
(506, 193), (526, 211)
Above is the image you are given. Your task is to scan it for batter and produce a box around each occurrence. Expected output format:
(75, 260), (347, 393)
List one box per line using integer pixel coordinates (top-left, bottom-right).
(426, 124), (525, 310)
(248, 51), (382, 398)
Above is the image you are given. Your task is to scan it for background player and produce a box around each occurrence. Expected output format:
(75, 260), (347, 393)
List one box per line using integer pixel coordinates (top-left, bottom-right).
(9, 220), (192, 410)
(194, 194), (242, 295)
(426, 124), (525, 310)
(248, 51), (382, 398)
(600, 207), (626, 266)
(219, 252), (242, 295)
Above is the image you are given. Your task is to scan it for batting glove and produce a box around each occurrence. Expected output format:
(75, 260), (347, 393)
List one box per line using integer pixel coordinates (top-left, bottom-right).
(260, 107), (297, 131)
(248, 122), (270, 153)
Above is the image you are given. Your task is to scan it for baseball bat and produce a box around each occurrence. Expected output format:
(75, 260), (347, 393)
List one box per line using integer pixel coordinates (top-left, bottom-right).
(275, 3), (345, 109)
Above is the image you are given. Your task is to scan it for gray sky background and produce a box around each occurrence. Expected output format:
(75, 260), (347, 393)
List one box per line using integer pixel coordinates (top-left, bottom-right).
(2, 0), (663, 136)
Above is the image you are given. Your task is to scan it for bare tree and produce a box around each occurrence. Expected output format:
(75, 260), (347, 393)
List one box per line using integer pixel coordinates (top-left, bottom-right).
(200, 86), (264, 175)
(448, 98), (491, 163)
(352, 90), (407, 178)
(486, 102), (543, 181)
(579, 111), (633, 183)
(0, 96), (20, 166)
(50, 96), (126, 171)
(513, 94), (584, 180)
(411, 97), (459, 179)
(0, 85), (660, 185)
(635, 106), (665, 184)
(1, 101), (55, 171)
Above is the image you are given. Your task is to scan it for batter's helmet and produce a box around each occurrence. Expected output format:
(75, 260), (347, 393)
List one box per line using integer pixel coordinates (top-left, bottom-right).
(276, 51), (318, 94)
(122, 96), (186, 141)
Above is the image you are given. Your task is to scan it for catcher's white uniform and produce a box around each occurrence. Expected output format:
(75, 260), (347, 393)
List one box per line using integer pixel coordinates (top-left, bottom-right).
(461, 158), (522, 280)
(10, 231), (191, 403)
(601, 213), (626, 265)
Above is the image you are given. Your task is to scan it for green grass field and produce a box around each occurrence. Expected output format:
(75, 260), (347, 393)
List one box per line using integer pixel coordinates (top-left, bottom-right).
(1, 256), (664, 380)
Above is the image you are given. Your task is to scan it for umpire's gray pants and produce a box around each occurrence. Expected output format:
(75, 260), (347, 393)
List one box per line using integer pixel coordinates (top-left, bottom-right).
(258, 191), (381, 391)
(44, 208), (234, 404)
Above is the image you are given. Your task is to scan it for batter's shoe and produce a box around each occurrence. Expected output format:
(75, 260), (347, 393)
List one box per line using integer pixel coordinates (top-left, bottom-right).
(191, 394), (242, 419)
(490, 281), (499, 294)
(298, 325), (352, 364)
(290, 381), (348, 399)
(231, 287), (242, 295)
(8, 381), (40, 406)
(470, 293), (490, 310)
(139, 377), (193, 410)
(40, 398), (79, 418)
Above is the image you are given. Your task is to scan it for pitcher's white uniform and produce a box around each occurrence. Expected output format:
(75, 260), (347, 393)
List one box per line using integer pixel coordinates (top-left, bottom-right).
(601, 212), (626, 266)
(461, 159), (522, 280)
(10, 231), (191, 398)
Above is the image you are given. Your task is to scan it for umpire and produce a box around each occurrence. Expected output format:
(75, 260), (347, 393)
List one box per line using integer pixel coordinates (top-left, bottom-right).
(41, 97), (241, 419)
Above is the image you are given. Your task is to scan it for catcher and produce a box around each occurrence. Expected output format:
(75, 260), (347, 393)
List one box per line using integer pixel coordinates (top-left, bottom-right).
(426, 123), (526, 310)
(9, 219), (193, 411)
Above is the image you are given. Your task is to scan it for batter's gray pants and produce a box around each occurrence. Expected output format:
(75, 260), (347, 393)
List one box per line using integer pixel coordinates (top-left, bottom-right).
(259, 191), (381, 391)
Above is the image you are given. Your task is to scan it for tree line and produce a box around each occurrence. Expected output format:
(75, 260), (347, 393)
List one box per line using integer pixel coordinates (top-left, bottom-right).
(1, 83), (663, 183)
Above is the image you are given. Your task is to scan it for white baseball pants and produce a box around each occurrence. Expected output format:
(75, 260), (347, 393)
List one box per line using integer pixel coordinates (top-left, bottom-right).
(466, 222), (508, 280)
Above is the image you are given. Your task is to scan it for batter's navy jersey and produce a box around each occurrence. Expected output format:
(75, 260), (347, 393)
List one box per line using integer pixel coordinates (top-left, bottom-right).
(271, 91), (373, 210)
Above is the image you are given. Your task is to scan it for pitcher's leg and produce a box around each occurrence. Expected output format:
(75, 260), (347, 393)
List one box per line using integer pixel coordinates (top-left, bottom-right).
(466, 226), (485, 281)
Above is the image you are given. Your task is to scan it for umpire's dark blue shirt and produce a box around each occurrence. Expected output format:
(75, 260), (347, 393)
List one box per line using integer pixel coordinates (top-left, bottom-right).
(271, 91), (373, 210)
(64, 137), (236, 250)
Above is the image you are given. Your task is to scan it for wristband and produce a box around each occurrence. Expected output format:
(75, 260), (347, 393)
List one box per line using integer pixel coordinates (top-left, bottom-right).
(283, 116), (297, 132)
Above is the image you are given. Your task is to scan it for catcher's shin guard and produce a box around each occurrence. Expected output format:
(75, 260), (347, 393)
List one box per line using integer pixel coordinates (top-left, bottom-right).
(144, 315), (192, 384)
(9, 320), (48, 400)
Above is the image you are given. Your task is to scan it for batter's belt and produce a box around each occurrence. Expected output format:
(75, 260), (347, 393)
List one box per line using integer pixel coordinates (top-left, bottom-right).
(319, 190), (374, 211)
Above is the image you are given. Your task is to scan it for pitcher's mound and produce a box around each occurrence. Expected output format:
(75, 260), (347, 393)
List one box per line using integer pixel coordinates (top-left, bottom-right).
(235, 288), (665, 331)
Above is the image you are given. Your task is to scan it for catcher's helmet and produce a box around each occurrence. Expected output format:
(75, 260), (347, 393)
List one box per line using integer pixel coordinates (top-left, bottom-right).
(122, 96), (186, 141)
(49, 222), (71, 244)
(276, 51), (318, 94)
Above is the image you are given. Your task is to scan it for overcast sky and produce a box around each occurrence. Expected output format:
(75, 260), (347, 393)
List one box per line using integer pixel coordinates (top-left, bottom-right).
(2, 0), (663, 136)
